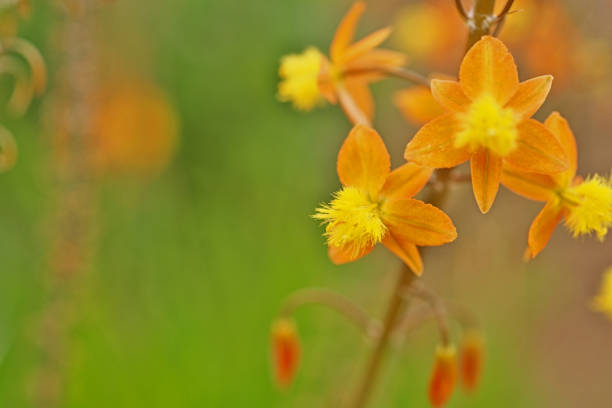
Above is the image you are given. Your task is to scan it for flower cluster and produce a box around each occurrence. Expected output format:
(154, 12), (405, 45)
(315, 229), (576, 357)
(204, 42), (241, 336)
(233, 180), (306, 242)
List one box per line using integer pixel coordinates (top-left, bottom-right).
(274, 1), (612, 406)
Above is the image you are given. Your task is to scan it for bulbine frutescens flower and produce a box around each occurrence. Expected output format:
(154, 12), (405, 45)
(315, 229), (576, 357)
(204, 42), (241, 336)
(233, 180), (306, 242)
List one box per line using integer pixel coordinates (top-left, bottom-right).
(313, 125), (456, 275)
(278, 1), (408, 123)
(404, 36), (568, 213)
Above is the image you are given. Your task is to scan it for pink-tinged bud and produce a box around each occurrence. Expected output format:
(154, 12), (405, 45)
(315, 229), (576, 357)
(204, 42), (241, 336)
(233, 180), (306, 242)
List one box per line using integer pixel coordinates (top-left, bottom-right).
(459, 330), (485, 392)
(271, 318), (300, 388)
(428, 345), (458, 407)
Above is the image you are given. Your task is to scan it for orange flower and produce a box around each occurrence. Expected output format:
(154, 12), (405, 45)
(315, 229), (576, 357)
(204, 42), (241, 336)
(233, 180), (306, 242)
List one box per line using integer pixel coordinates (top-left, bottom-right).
(270, 318), (300, 388)
(404, 36), (568, 213)
(92, 79), (180, 177)
(428, 345), (458, 407)
(394, 85), (445, 126)
(278, 2), (407, 123)
(313, 125), (456, 275)
(459, 330), (485, 392)
(501, 112), (612, 258)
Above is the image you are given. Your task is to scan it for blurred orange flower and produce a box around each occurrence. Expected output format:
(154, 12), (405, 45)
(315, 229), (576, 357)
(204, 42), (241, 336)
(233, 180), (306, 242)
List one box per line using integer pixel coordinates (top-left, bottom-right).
(428, 344), (458, 407)
(313, 125), (456, 275)
(92, 79), (179, 177)
(278, 2), (407, 123)
(501, 112), (612, 258)
(404, 36), (567, 213)
(271, 318), (300, 388)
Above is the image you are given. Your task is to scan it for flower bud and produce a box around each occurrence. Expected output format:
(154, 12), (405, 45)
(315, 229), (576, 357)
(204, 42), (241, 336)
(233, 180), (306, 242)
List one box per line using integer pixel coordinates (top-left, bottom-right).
(428, 344), (457, 407)
(271, 318), (300, 388)
(459, 330), (485, 392)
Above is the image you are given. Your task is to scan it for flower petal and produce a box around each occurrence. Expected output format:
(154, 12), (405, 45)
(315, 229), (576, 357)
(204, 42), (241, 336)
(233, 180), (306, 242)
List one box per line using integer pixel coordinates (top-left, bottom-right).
(330, 1), (366, 63)
(544, 111), (577, 181)
(328, 242), (374, 264)
(470, 149), (503, 214)
(344, 79), (374, 122)
(382, 198), (457, 247)
(337, 125), (390, 195)
(394, 86), (445, 125)
(380, 163), (433, 200)
(340, 27), (392, 65)
(431, 79), (472, 113)
(382, 233), (423, 275)
(504, 75), (553, 120)
(459, 36), (519, 105)
(349, 49), (408, 72)
(504, 119), (568, 174)
(501, 164), (557, 202)
(404, 114), (470, 168)
(526, 202), (563, 259)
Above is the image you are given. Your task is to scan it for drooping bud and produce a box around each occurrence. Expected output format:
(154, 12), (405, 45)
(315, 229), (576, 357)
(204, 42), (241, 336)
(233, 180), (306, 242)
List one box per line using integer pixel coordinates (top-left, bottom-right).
(459, 330), (485, 392)
(271, 318), (300, 388)
(428, 344), (458, 407)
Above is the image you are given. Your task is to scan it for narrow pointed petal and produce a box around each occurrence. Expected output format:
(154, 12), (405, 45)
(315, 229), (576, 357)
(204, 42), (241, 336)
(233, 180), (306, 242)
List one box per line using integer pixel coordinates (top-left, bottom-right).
(471, 149), (503, 214)
(349, 49), (408, 72)
(328, 242), (374, 264)
(459, 36), (519, 105)
(340, 27), (392, 65)
(526, 202), (563, 259)
(331, 1), (366, 63)
(504, 75), (553, 120)
(394, 86), (445, 125)
(404, 114), (471, 168)
(544, 112), (577, 181)
(430, 79), (472, 113)
(344, 79), (374, 122)
(381, 163), (433, 200)
(337, 125), (390, 195)
(501, 164), (557, 202)
(382, 198), (457, 247)
(504, 119), (568, 174)
(382, 234), (423, 275)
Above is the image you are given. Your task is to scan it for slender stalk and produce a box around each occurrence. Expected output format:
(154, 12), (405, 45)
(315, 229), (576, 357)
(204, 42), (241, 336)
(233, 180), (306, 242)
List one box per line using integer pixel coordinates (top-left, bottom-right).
(279, 288), (380, 339)
(348, 265), (415, 408)
(342, 66), (431, 88)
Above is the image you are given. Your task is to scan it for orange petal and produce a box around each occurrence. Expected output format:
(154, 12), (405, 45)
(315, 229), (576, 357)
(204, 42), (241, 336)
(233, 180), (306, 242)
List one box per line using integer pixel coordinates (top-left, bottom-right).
(459, 36), (519, 105)
(380, 162), (433, 200)
(340, 27), (392, 65)
(470, 149), (503, 214)
(344, 79), (374, 122)
(382, 198), (457, 247)
(382, 233), (423, 276)
(328, 242), (374, 264)
(526, 201), (563, 259)
(504, 75), (553, 120)
(404, 114), (471, 168)
(394, 86), (445, 125)
(349, 49), (408, 72)
(330, 1), (366, 64)
(337, 125), (390, 195)
(501, 164), (557, 202)
(544, 111), (577, 181)
(318, 55), (338, 104)
(504, 119), (568, 174)
(430, 79), (472, 113)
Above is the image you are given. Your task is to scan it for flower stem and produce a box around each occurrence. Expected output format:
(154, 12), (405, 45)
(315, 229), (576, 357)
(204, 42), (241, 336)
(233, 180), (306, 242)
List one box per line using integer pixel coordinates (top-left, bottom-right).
(348, 264), (415, 408)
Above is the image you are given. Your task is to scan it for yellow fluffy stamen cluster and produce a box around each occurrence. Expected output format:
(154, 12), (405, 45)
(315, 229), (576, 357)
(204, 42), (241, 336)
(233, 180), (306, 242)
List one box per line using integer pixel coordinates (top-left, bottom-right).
(313, 186), (387, 255)
(277, 47), (323, 111)
(563, 174), (612, 241)
(455, 94), (518, 156)
(592, 267), (612, 320)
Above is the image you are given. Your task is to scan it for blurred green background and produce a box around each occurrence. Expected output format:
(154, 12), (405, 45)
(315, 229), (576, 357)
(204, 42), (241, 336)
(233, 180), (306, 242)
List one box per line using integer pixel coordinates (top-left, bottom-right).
(0, 0), (610, 407)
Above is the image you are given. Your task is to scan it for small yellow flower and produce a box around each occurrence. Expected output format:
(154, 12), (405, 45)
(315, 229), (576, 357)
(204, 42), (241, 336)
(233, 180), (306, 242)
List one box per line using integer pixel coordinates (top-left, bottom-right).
(562, 174), (612, 241)
(592, 267), (612, 320)
(277, 47), (323, 111)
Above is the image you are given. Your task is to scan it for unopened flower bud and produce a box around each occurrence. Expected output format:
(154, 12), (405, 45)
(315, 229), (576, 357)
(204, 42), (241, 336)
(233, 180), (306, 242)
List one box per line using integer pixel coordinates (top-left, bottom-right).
(428, 344), (457, 407)
(459, 330), (485, 392)
(271, 318), (300, 388)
